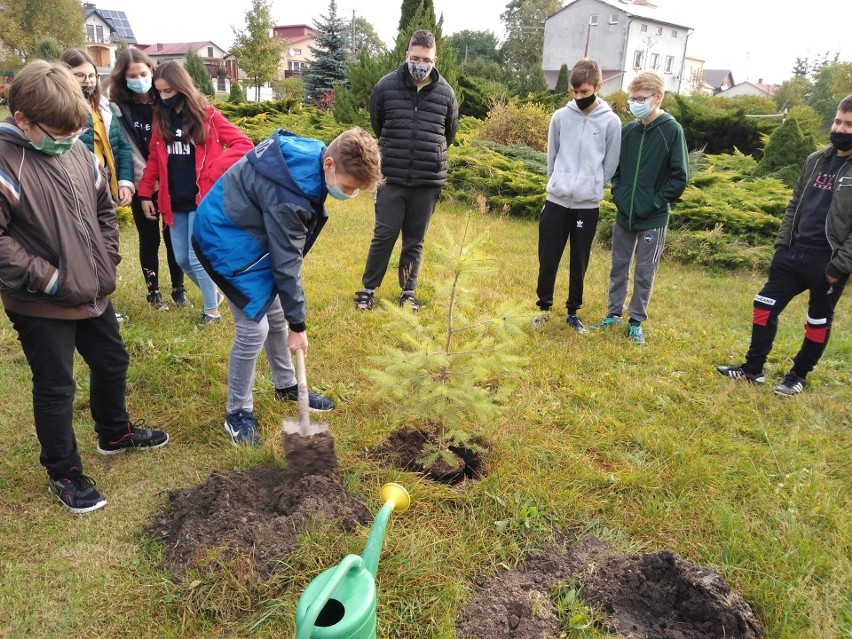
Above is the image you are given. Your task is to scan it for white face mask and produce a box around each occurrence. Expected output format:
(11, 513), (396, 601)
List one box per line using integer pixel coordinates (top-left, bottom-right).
(629, 101), (652, 119)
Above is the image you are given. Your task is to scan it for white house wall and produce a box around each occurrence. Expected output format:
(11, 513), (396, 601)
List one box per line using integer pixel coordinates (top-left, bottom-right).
(542, 0), (629, 83)
(624, 20), (686, 93)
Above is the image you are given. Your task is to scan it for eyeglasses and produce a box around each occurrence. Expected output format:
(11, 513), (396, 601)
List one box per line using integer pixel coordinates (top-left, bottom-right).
(73, 72), (98, 82)
(408, 56), (435, 65)
(36, 123), (91, 143)
(627, 94), (657, 104)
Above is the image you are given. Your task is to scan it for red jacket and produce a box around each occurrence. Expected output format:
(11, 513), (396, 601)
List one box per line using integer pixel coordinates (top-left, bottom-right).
(137, 105), (253, 225)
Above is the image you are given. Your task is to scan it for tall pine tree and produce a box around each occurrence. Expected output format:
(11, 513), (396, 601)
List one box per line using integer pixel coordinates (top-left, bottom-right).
(302, 0), (349, 105)
(184, 50), (214, 96)
(398, 0), (436, 33)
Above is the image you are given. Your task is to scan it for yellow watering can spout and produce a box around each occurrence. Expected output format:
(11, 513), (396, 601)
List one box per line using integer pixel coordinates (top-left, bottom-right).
(362, 483), (410, 577)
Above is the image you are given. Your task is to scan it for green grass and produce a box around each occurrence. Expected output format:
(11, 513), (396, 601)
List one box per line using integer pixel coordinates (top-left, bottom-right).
(0, 198), (849, 639)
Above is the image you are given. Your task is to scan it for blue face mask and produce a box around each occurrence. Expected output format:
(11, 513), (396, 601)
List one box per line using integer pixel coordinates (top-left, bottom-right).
(629, 101), (652, 120)
(127, 76), (152, 94)
(326, 165), (359, 200)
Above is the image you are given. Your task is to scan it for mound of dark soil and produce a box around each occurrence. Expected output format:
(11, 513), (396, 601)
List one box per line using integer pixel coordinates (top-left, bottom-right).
(146, 466), (371, 575)
(373, 427), (485, 484)
(456, 536), (763, 639)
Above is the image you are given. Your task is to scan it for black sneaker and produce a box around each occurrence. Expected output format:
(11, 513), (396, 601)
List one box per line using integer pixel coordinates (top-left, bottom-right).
(171, 286), (190, 308)
(97, 420), (170, 455)
(566, 313), (588, 334)
(147, 291), (169, 310)
(399, 290), (421, 312)
(354, 290), (374, 310)
(274, 385), (335, 412)
(48, 474), (107, 513)
(716, 365), (765, 385)
(774, 371), (806, 396)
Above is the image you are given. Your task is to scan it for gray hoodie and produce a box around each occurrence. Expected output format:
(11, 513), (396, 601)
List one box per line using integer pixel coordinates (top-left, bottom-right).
(545, 98), (622, 210)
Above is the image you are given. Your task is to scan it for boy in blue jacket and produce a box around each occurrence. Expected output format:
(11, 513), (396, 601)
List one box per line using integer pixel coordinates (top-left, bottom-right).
(193, 127), (382, 445)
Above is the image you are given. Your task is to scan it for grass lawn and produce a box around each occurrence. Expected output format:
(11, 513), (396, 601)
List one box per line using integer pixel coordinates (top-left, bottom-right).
(0, 197), (849, 639)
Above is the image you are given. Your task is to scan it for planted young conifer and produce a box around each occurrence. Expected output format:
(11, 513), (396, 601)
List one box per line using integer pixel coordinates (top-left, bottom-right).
(368, 207), (527, 481)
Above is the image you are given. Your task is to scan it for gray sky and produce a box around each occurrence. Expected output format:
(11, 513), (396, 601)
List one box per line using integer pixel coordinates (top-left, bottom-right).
(125, 0), (846, 85)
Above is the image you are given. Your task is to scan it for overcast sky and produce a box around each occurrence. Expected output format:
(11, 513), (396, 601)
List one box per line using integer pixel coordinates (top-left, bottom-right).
(125, 0), (846, 86)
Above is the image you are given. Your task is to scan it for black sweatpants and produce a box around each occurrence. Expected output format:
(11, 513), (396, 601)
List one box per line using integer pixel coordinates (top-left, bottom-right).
(131, 193), (183, 294)
(361, 183), (442, 292)
(535, 201), (599, 313)
(744, 245), (847, 377)
(6, 303), (131, 479)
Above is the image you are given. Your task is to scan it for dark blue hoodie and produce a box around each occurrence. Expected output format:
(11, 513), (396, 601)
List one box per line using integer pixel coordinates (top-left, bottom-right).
(193, 129), (329, 329)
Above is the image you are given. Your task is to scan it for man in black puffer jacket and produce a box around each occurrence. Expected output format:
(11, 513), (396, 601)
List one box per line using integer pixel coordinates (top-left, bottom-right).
(354, 29), (458, 312)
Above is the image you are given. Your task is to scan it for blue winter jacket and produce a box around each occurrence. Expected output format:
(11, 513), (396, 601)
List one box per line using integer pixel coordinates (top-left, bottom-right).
(193, 129), (329, 330)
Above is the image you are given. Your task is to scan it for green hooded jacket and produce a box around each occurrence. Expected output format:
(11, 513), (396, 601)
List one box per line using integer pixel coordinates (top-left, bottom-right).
(611, 111), (689, 230)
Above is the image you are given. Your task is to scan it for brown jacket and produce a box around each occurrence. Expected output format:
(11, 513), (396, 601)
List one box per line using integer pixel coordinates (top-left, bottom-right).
(0, 118), (120, 319)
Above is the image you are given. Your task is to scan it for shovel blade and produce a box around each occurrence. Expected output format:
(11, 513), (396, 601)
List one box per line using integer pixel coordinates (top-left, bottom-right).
(282, 416), (330, 437)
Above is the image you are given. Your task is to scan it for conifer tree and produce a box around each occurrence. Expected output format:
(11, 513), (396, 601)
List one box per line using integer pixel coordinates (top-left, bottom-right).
(398, 0), (436, 33)
(367, 210), (527, 470)
(302, 0), (349, 105)
(554, 63), (569, 94)
(184, 50), (214, 96)
(228, 78), (246, 103)
(755, 117), (815, 187)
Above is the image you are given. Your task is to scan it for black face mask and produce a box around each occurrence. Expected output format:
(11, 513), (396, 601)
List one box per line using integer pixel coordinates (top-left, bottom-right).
(830, 131), (852, 152)
(81, 85), (94, 99)
(575, 94), (596, 110)
(162, 94), (183, 108)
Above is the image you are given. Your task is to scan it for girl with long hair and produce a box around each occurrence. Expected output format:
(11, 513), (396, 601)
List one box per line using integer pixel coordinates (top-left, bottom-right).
(106, 48), (186, 311)
(138, 60), (253, 324)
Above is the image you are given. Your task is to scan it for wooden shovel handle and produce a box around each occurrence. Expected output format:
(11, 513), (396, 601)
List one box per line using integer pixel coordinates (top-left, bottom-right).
(294, 348), (311, 433)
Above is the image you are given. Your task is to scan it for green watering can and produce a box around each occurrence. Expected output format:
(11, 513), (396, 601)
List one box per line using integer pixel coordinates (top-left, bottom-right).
(294, 483), (411, 639)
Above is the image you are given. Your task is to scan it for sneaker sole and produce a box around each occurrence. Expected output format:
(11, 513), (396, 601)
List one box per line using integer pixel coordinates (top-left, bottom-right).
(48, 486), (107, 514)
(96, 433), (170, 456)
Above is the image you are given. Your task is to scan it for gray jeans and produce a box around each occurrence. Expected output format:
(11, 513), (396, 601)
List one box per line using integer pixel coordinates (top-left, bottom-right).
(361, 183), (442, 291)
(226, 296), (296, 414)
(606, 223), (667, 323)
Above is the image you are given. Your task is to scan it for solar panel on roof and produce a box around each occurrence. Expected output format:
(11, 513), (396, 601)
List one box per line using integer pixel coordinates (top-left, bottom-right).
(94, 8), (137, 43)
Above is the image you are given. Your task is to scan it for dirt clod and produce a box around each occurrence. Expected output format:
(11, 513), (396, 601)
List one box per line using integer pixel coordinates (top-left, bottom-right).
(456, 535), (763, 639)
(146, 466), (370, 576)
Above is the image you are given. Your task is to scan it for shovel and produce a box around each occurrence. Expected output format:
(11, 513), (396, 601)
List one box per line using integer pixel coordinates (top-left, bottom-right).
(282, 348), (339, 476)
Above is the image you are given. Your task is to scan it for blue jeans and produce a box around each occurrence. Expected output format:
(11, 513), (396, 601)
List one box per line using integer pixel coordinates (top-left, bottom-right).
(171, 210), (219, 312)
(226, 296), (297, 414)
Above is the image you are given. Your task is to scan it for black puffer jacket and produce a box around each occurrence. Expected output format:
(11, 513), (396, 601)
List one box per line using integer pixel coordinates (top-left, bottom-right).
(369, 63), (458, 187)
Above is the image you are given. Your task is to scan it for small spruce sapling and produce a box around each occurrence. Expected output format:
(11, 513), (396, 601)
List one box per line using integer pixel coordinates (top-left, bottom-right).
(367, 208), (527, 473)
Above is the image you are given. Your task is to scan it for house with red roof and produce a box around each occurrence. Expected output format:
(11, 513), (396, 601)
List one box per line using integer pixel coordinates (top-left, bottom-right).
(137, 41), (232, 94)
(273, 24), (319, 79)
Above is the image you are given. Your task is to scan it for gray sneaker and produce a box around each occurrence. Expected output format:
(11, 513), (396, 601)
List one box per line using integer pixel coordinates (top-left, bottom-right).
(531, 311), (550, 329)
(566, 314), (588, 334)
(774, 371), (806, 396)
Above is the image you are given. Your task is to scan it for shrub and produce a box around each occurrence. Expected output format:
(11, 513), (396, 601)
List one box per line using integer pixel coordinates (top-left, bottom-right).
(227, 79), (245, 104)
(754, 117), (816, 187)
(444, 142), (546, 218)
(476, 100), (551, 152)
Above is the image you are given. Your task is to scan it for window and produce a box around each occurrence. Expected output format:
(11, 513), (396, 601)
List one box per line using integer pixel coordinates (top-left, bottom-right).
(665, 55), (674, 73)
(589, 14), (598, 26)
(86, 24), (95, 41)
(96, 25), (104, 42)
(609, 13), (618, 24)
(633, 50), (643, 69)
(671, 30), (678, 38)
(656, 27), (662, 35)
(207, 46), (213, 58)
(650, 53), (659, 70)
(640, 23), (647, 32)
(288, 60), (304, 72)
